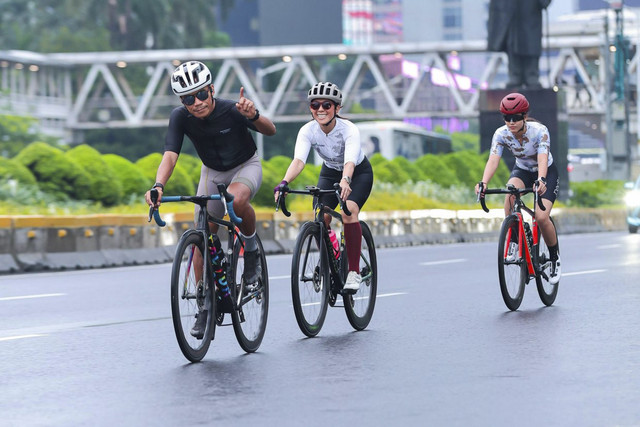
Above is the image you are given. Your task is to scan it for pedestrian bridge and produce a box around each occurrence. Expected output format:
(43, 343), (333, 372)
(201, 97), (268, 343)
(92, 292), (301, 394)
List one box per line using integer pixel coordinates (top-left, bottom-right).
(0, 33), (635, 139)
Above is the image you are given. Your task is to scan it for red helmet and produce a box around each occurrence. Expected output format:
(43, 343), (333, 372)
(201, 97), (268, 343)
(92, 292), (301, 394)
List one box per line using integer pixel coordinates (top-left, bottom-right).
(500, 93), (529, 114)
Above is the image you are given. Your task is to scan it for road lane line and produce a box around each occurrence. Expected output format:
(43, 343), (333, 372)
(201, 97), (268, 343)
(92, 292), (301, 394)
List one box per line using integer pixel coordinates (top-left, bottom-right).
(420, 259), (466, 266)
(597, 244), (621, 249)
(300, 292), (406, 307)
(0, 293), (65, 302)
(0, 334), (47, 342)
(562, 269), (607, 277)
(270, 275), (290, 280)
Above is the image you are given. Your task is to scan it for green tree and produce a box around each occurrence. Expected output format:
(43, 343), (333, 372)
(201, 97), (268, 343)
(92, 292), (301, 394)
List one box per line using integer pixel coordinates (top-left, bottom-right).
(0, 114), (61, 157)
(66, 145), (123, 206)
(0, 0), (234, 52)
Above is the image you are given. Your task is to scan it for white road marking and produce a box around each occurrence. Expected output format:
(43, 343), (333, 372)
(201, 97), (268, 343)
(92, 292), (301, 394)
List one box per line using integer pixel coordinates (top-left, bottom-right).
(0, 334), (46, 342)
(0, 293), (65, 302)
(270, 275), (291, 280)
(597, 244), (621, 249)
(420, 259), (466, 266)
(300, 292), (406, 307)
(562, 269), (607, 277)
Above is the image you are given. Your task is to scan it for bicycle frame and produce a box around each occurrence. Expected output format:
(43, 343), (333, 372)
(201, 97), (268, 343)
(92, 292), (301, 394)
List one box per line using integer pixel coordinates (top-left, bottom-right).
(277, 184), (354, 291)
(150, 184), (245, 307)
(480, 184), (546, 280)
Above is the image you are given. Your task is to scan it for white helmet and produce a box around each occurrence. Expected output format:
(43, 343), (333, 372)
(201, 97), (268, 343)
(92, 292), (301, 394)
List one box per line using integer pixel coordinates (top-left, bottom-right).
(307, 81), (343, 105)
(170, 61), (212, 96)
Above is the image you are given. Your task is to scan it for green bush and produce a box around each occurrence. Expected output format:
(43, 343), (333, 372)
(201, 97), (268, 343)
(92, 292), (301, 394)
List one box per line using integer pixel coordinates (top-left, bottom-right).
(368, 153), (387, 168)
(371, 157), (411, 184)
(253, 160), (280, 207)
(414, 154), (459, 187)
(66, 144), (122, 206)
(569, 179), (626, 207)
(177, 153), (202, 185)
(0, 156), (38, 187)
(441, 150), (485, 187)
(391, 156), (426, 182)
(135, 153), (195, 196)
(103, 154), (148, 199)
(15, 142), (91, 200)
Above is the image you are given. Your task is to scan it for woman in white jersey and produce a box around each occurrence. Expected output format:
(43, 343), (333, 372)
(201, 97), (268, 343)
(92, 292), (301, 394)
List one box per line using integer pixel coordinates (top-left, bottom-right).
(475, 92), (561, 284)
(274, 82), (374, 291)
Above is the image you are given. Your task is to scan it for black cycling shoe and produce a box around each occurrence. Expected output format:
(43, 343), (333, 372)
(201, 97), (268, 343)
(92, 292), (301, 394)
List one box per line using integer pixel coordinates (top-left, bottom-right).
(243, 249), (262, 285)
(190, 310), (208, 339)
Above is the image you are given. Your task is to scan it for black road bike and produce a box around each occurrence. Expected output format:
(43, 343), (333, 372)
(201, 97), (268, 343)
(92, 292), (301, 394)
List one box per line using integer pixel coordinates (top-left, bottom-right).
(478, 183), (559, 311)
(276, 184), (377, 337)
(149, 184), (268, 361)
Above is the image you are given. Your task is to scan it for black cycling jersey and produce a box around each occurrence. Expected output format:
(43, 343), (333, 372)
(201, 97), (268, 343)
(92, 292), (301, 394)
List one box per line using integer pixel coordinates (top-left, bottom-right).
(164, 98), (258, 171)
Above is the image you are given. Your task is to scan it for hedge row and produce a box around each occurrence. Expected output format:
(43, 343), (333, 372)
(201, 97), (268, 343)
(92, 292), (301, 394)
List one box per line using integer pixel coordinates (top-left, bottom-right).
(0, 142), (515, 208)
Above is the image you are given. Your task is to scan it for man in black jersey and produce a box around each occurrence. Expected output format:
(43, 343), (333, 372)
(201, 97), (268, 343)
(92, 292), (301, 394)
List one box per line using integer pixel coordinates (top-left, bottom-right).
(145, 61), (276, 337)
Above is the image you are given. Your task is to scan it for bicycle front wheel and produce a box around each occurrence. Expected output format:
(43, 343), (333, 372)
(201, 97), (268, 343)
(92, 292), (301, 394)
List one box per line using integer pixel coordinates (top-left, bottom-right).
(291, 221), (330, 337)
(535, 217), (559, 306)
(343, 221), (377, 330)
(171, 230), (215, 362)
(498, 215), (527, 311)
(231, 233), (269, 353)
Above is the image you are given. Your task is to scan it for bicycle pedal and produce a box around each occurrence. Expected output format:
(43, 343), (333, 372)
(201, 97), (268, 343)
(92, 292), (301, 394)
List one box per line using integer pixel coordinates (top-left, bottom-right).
(339, 288), (357, 295)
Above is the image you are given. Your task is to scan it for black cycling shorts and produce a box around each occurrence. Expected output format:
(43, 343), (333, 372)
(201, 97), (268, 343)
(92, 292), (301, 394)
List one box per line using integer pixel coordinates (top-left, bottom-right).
(509, 163), (559, 203)
(317, 157), (373, 210)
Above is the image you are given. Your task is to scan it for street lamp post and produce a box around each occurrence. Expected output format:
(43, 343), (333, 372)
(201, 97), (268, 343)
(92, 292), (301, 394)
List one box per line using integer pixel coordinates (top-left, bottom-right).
(605, 0), (632, 181)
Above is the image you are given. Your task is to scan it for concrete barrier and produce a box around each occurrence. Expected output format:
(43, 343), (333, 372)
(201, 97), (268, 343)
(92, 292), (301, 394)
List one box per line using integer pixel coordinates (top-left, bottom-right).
(0, 207), (627, 274)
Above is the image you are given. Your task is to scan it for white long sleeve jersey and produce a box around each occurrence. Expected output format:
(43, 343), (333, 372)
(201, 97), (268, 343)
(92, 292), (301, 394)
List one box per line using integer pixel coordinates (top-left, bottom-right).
(293, 118), (365, 171)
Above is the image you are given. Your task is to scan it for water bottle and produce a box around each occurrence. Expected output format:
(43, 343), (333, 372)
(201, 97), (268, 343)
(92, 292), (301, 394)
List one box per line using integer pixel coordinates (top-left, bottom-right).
(328, 229), (340, 259)
(209, 235), (230, 298)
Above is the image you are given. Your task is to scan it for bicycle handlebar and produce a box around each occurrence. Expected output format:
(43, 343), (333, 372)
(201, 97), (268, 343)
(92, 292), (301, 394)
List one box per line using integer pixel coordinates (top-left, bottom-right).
(148, 183), (242, 227)
(276, 183), (352, 217)
(477, 183), (546, 213)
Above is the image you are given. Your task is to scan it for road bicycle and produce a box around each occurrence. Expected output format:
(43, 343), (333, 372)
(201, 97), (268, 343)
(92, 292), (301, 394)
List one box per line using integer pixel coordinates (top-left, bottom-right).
(149, 184), (268, 362)
(276, 183), (377, 337)
(478, 183), (559, 311)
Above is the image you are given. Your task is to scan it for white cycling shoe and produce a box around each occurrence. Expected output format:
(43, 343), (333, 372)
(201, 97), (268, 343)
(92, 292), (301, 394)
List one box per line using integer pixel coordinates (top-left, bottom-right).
(344, 271), (361, 291)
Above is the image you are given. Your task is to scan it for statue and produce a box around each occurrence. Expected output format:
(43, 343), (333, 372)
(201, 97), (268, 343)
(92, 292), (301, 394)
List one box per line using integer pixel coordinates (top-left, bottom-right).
(487, 0), (552, 89)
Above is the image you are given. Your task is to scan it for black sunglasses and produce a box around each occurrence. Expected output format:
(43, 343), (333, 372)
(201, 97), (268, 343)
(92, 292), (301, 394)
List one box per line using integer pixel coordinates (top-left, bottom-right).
(181, 89), (210, 106)
(310, 101), (334, 111)
(503, 113), (525, 123)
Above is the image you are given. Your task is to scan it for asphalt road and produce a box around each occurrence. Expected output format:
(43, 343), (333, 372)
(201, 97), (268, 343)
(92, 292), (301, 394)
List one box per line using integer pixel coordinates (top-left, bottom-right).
(1, 231), (639, 426)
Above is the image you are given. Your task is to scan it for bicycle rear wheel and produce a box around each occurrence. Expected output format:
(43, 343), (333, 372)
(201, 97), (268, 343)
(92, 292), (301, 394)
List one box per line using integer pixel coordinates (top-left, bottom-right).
(535, 217), (559, 306)
(343, 221), (377, 330)
(498, 215), (527, 311)
(231, 233), (269, 353)
(171, 230), (215, 362)
(291, 222), (330, 337)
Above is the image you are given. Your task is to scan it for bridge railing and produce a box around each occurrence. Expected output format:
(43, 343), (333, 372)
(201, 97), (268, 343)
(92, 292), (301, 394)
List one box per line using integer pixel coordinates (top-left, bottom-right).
(0, 35), (633, 136)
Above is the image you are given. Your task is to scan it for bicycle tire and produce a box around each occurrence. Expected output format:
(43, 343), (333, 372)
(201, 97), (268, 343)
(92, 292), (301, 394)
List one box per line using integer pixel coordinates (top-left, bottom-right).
(170, 230), (215, 362)
(231, 233), (269, 353)
(343, 221), (377, 330)
(291, 221), (330, 337)
(535, 217), (559, 306)
(498, 215), (527, 311)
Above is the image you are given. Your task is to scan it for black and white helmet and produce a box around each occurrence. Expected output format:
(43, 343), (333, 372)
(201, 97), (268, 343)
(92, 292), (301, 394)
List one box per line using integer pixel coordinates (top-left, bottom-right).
(170, 61), (212, 96)
(307, 81), (343, 105)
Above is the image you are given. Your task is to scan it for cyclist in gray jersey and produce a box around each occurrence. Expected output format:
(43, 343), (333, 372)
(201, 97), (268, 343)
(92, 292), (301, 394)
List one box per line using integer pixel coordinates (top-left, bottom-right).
(145, 61), (276, 337)
(274, 82), (374, 292)
(475, 92), (561, 284)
